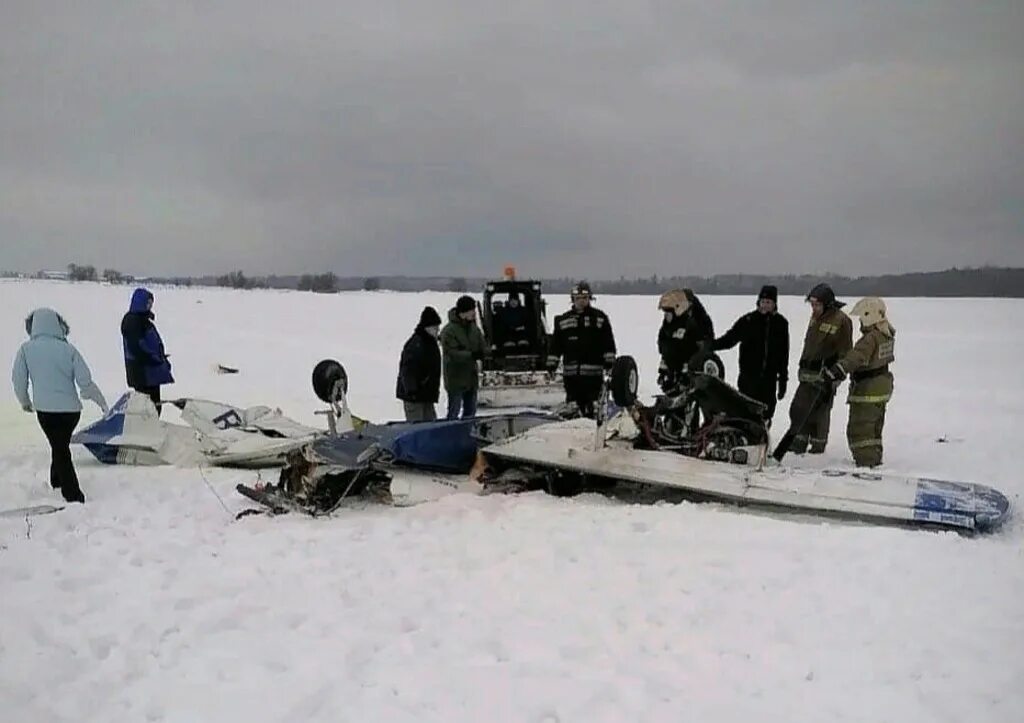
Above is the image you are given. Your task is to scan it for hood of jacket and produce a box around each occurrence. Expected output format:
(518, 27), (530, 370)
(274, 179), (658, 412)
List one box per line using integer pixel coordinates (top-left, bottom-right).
(663, 305), (692, 323)
(870, 320), (896, 339)
(806, 283), (846, 310)
(129, 287), (154, 314)
(26, 308), (68, 340)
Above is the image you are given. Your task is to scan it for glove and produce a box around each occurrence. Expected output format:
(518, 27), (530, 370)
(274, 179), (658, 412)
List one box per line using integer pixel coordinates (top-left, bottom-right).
(657, 365), (672, 391)
(777, 379), (787, 400)
(821, 364), (845, 383)
(21, 402), (33, 413)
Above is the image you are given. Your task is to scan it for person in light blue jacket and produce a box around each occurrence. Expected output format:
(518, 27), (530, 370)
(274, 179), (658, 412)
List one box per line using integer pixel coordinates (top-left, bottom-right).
(12, 308), (108, 503)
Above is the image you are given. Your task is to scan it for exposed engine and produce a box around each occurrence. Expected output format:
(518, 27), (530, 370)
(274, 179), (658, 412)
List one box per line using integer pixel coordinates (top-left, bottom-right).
(630, 373), (770, 464)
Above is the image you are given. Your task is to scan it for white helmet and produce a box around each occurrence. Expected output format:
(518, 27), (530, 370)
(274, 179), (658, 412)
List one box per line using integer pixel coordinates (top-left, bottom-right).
(850, 297), (887, 327)
(657, 289), (691, 316)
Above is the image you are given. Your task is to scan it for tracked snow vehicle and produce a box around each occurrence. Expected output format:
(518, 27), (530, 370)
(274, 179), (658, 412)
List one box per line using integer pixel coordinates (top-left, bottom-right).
(477, 267), (565, 409)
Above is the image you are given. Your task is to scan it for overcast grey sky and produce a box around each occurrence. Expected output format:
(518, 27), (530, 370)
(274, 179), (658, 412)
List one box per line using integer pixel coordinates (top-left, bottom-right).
(2, 1), (1022, 278)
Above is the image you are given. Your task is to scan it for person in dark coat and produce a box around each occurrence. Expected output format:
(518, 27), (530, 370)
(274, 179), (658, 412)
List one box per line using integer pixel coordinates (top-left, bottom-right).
(121, 288), (173, 415)
(711, 285), (790, 424)
(396, 306), (443, 422)
(496, 293), (531, 350)
(656, 289), (715, 391)
(788, 283), (853, 454)
(440, 296), (487, 419)
(550, 281), (616, 418)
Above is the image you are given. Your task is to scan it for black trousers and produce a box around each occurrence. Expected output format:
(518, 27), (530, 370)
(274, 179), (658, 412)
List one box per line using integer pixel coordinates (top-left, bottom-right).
(133, 385), (162, 416)
(564, 376), (603, 418)
(37, 412), (84, 502)
(737, 373), (778, 421)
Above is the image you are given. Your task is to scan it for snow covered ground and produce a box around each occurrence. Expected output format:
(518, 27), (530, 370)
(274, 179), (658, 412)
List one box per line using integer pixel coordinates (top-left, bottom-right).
(1, 279), (1022, 722)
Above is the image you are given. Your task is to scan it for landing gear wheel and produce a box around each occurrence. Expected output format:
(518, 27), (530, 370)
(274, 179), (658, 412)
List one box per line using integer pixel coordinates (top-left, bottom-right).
(610, 355), (639, 407)
(691, 351), (725, 380)
(312, 359), (348, 403)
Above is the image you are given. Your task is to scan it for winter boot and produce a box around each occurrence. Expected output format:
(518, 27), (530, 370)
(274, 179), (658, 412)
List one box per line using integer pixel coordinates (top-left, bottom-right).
(62, 487), (85, 503)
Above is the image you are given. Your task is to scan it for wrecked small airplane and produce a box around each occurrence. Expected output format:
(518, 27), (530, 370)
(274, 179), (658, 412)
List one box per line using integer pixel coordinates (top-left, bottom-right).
(72, 391), (331, 468)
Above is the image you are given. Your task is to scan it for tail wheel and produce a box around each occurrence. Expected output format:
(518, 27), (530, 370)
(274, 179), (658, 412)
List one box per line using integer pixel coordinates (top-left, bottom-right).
(610, 355), (640, 407)
(312, 359), (348, 403)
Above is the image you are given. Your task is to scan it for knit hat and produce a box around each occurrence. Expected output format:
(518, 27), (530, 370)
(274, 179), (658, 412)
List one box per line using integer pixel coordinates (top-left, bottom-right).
(758, 285), (778, 302)
(455, 295), (476, 314)
(418, 306), (442, 328)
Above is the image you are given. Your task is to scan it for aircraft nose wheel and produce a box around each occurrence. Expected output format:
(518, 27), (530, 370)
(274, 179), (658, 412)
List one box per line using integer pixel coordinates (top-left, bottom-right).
(312, 359), (352, 436)
(312, 359), (349, 404)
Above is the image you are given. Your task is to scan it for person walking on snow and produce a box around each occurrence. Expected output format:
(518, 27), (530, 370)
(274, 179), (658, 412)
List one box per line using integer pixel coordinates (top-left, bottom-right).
(711, 285), (790, 424)
(821, 297), (895, 467)
(440, 295), (486, 419)
(121, 288), (173, 415)
(396, 306), (443, 422)
(12, 308), (108, 503)
(787, 283), (853, 454)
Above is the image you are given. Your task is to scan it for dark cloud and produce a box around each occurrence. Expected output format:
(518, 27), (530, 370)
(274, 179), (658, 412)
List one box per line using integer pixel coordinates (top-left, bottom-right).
(2, 1), (1022, 278)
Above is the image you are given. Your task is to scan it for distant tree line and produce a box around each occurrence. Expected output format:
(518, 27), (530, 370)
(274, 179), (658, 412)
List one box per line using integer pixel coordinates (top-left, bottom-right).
(583, 267), (1024, 299)
(214, 270), (270, 289)
(63, 265), (136, 284)
(12, 265), (1024, 297)
(67, 263), (98, 281)
(298, 273), (338, 293)
(102, 268), (130, 284)
(216, 270), (250, 289)
(322, 267), (1024, 298)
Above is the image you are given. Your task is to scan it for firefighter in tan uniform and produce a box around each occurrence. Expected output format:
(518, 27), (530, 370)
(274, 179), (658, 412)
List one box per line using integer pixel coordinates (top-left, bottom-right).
(788, 283), (853, 454)
(822, 297), (895, 467)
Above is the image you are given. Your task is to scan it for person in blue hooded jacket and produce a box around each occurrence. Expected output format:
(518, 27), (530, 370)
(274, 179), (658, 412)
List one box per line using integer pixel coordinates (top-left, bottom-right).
(12, 308), (109, 503)
(121, 288), (174, 414)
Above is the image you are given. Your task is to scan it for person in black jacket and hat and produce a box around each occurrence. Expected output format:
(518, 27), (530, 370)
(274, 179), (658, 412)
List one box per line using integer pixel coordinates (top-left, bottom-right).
(396, 306), (443, 421)
(711, 285), (790, 424)
(550, 281), (616, 418)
